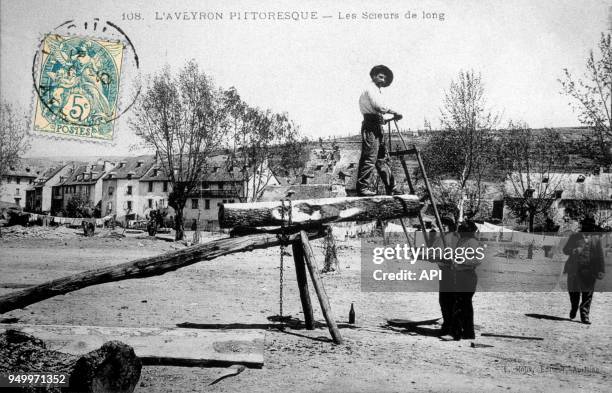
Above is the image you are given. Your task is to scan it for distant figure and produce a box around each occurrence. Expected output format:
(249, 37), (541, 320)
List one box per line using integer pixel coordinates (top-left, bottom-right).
(356, 65), (402, 196)
(563, 216), (605, 324)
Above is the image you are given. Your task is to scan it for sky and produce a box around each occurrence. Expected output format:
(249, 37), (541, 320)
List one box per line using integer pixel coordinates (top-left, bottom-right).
(1, 0), (610, 157)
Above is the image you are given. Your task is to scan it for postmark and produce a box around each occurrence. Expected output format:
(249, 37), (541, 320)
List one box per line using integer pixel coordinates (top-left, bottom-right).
(31, 19), (140, 143)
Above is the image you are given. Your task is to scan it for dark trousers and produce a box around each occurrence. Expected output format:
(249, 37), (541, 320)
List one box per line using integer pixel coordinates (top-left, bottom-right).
(452, 270), (477, 339)
(356, 115), (396, 193)
(439, 268), (454, 333)
(567, 274), (595, 321)
(454, 292), (475, 339)
(569, 291), (594, 320)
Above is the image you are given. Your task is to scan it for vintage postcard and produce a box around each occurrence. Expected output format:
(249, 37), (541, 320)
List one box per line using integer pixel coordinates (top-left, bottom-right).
(1, 1), (611, 392)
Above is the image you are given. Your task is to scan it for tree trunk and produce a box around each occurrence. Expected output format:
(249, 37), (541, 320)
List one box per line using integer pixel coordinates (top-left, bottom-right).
(174, 206), (185, 241)
(0, 330), (141, 393)
(528, 212), (535, 232)
(219, 195), (422, 229)
(0, 229), (326, 314)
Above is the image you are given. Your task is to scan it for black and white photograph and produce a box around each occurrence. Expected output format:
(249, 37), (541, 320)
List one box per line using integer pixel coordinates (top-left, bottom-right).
(1, 1), (611, 392)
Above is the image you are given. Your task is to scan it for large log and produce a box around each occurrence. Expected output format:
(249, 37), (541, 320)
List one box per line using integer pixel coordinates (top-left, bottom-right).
(219, 194), (422, 228)
(0, 229), (325, 315)
(0, 330), (141, 393)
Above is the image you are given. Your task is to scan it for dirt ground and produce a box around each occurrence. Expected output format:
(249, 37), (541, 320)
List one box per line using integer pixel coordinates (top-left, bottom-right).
(0, 227), (610, 393)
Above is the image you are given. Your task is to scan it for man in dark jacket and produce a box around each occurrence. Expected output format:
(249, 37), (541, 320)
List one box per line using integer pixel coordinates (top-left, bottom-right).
(563, 216), (606, 324)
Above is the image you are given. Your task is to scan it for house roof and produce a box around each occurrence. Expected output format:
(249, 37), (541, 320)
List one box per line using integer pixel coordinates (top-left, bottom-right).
(31, 164), (72, 187)
(62, 163), (107, 185)
(103, 155), (155, 180)
(140, 155), (252, 183)
(4, 159), (45, 178)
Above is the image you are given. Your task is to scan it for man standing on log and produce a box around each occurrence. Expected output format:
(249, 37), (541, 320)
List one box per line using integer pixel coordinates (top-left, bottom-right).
(357, 65), (403, 196)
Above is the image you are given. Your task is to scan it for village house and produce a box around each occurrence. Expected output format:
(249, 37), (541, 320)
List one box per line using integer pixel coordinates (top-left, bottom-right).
(58, 161), (115, 214)
(503, 169), (612, 229)
(138, 162), (172, 217)
(183, 155), (281, 230)
(25, 163), (78, 214)
(101, 156), (156, 221)
(0, 161), (44, 209)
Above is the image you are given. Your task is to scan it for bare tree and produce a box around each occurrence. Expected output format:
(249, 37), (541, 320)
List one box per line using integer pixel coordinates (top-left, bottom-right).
(498, 122), (570, 232)
(559, 32), (612, 165)
(130, 61), (225, 240)
(0, 101), (30, 186)
(420, 70), (499, 222)
(222, 88), (304, 202)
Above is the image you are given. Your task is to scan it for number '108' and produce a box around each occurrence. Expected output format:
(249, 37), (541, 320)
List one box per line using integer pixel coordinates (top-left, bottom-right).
(122, 12), (142, 21)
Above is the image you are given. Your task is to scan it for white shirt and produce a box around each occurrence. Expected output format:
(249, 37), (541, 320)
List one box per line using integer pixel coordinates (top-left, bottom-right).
(359, 81), (395, 115)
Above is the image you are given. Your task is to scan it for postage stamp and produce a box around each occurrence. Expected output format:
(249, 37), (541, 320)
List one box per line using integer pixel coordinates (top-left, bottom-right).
(33, 34), (125, 141)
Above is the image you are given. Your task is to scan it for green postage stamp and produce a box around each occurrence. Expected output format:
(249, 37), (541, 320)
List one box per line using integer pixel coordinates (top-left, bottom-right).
(33, 34), (124, 141)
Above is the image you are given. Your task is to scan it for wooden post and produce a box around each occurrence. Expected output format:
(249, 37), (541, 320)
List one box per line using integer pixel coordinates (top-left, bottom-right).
(291, 241), (314, 330)
(299, 230), (343, 344)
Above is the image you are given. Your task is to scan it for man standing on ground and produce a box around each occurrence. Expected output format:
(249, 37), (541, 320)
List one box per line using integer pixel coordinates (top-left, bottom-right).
(563, 216), (605, 324)
(357, 65), (403, 196)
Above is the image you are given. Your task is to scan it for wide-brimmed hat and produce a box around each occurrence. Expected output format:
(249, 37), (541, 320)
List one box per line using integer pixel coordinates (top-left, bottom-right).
(370, 65), (393, 87)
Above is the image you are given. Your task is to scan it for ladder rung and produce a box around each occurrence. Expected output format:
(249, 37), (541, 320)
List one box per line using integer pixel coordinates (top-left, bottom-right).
(389, 148), (417, 157)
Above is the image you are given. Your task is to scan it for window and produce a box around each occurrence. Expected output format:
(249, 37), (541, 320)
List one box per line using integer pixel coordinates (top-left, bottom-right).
(576, 175), (586, 183)
(542, 177), (549, 183)
(108, 186), (114, 196)
(153, 169), (159, 177)
(222, 199), (227, 204)
(191, 199), (199, 209)
(127, 186), (133, 195)
(127, 201), (132, 210)
(148, 182), (153, 192)
(163, 181), (168, 192)
(16, 177), (20, 184)
(15, 188), (20, 195)
(148, 199), (153, 208)
(205, 199), (210, 210)
(127, 174), (133, 180)
(218, 182), (224, 190)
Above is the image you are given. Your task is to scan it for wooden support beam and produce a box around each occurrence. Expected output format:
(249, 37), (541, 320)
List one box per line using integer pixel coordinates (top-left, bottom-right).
(0, 229), (326, 315)
(388, 148), (417, 157)
(291, 241), (314, 330)
(299, 231), (343, 345)
(219, 195), (422, 229)
(0, 324), (265, 368)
